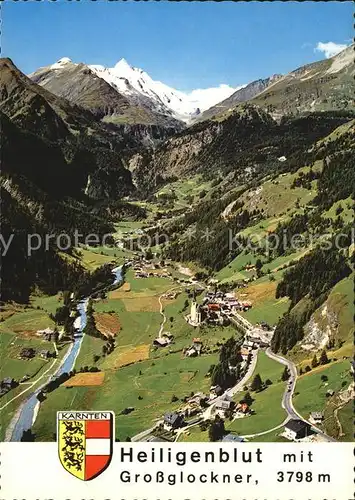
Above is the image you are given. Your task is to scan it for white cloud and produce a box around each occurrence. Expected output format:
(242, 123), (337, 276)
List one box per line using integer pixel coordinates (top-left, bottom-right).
(315, 41), (348, 59)
(183, 84), (245, 112)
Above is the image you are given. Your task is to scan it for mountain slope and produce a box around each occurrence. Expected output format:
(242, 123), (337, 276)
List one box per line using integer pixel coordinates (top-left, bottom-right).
(0, 59), (133, 302)
(89, 59), (239, 123)
(200, 45), (354, 122)
(0, 57), (136, 199)
(197, 75), (281, 122)
(30, 57), (183, 132)
(130, 103), (354, 194)
(249, 45), (354, 118)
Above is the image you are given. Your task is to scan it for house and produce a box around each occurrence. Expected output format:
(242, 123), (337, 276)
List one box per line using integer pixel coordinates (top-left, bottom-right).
(192, 338), (203, 354)
(186, 347), (198, 357)
(0, 378), (17, 397)
(278, 156), (287, 162)
(1, 377), (15, 386)
(208, 303), (221, 312)
(39, 350), (51, 359)
(259, 321), (271, 331)
(235, 403), (250, 415)
(19, 348), (36, 359)
(153, 337), (170, 347)
(1, 377), (16, 389)
(309, 412), (324, 425)
(284, 419), (312, 441)
(187, 392), (207, 407)
(163, 412), (184, 431)
(222, 433), (244, 443)
(209, 385), (223, 399)
(215, 400), (232, 418)
(36, 327), (55, 340)
(240, 348), (251, 359)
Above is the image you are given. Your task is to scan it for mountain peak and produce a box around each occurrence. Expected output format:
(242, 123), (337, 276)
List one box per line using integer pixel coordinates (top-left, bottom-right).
(50, 57), (73, 70)
(113, 58), (134, 73)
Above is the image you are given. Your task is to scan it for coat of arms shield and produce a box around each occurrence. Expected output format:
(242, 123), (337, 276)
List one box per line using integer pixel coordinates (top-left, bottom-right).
(57, 411), (114, 481)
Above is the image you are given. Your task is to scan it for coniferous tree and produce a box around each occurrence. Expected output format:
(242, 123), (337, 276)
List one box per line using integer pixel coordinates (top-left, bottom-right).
(242, 392), (253, 406)
(208, 416), (225, 442)
(250, 374), (263, 392)
(319, 350), (329, 365)
(311, 354), (318, 368)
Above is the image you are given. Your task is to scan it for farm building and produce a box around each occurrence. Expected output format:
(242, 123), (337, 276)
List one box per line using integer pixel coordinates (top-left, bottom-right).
(0, 378), (17, 396)
(215, 400), (233, 418)
(153, 336), (172, 347)
(209, 385), (223, 399)
(187, 392), (208, 407)
(283, 420), (312, 441)
(39, 350), (52, 359)
(186, 347), (198, 357)
(235, 403), (250, 415)
(36, 327), (55, 340)
(309, 412), (324, 425)
(163, 412), (185, 431)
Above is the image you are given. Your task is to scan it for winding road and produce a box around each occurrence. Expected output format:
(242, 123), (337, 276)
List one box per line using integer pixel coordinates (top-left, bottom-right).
(265, 348), (336, 442)
(265, 347), (299, 420)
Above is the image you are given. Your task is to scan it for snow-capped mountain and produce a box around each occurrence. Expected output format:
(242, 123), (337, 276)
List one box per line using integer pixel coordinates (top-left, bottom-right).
(89, 59), (241, 122)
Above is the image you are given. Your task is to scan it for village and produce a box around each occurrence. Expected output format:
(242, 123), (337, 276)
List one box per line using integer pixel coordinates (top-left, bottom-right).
(2, 251), (352, 446)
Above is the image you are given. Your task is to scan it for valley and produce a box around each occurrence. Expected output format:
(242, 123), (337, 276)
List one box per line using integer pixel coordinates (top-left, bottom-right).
(0, 43), (354, 444)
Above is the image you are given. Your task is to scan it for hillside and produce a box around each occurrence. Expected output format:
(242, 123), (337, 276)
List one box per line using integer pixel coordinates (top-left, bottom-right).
(197, 75), (282, 122)
(250, 44), (354, 118)
(199, 45), (354, 123)
(130, 103), (354, 194)
(0, 59), (138, 303)
(136, 116), (354, 364)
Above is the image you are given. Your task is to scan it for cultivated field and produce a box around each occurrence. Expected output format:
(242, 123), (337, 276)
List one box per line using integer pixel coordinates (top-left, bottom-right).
(101, 344), (150, 370)
(32, 351), (219, 441)
(94, 312), (120, 337)
(63, 372), (105, 387)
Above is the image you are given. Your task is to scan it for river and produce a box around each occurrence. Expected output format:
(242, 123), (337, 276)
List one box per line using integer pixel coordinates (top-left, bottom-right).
(8, 265), (123, 442)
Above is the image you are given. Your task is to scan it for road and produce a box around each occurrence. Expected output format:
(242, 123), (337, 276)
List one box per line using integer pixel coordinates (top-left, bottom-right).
(157, 286), (181, 338)
(265, 347), (299, 420)
(265, 347), (336, 442)
(131, 273), (335, 443)
(203, 348), (259, 421)
(131, 426), (156, 442)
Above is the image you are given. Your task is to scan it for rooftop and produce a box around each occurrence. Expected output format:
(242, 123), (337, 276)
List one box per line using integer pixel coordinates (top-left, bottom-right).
(222, 434), (244, 443)
(285, 419), (310, 433)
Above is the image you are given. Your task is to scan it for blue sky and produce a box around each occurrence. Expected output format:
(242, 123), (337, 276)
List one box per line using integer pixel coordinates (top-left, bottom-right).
(3, 1), (352, 91)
